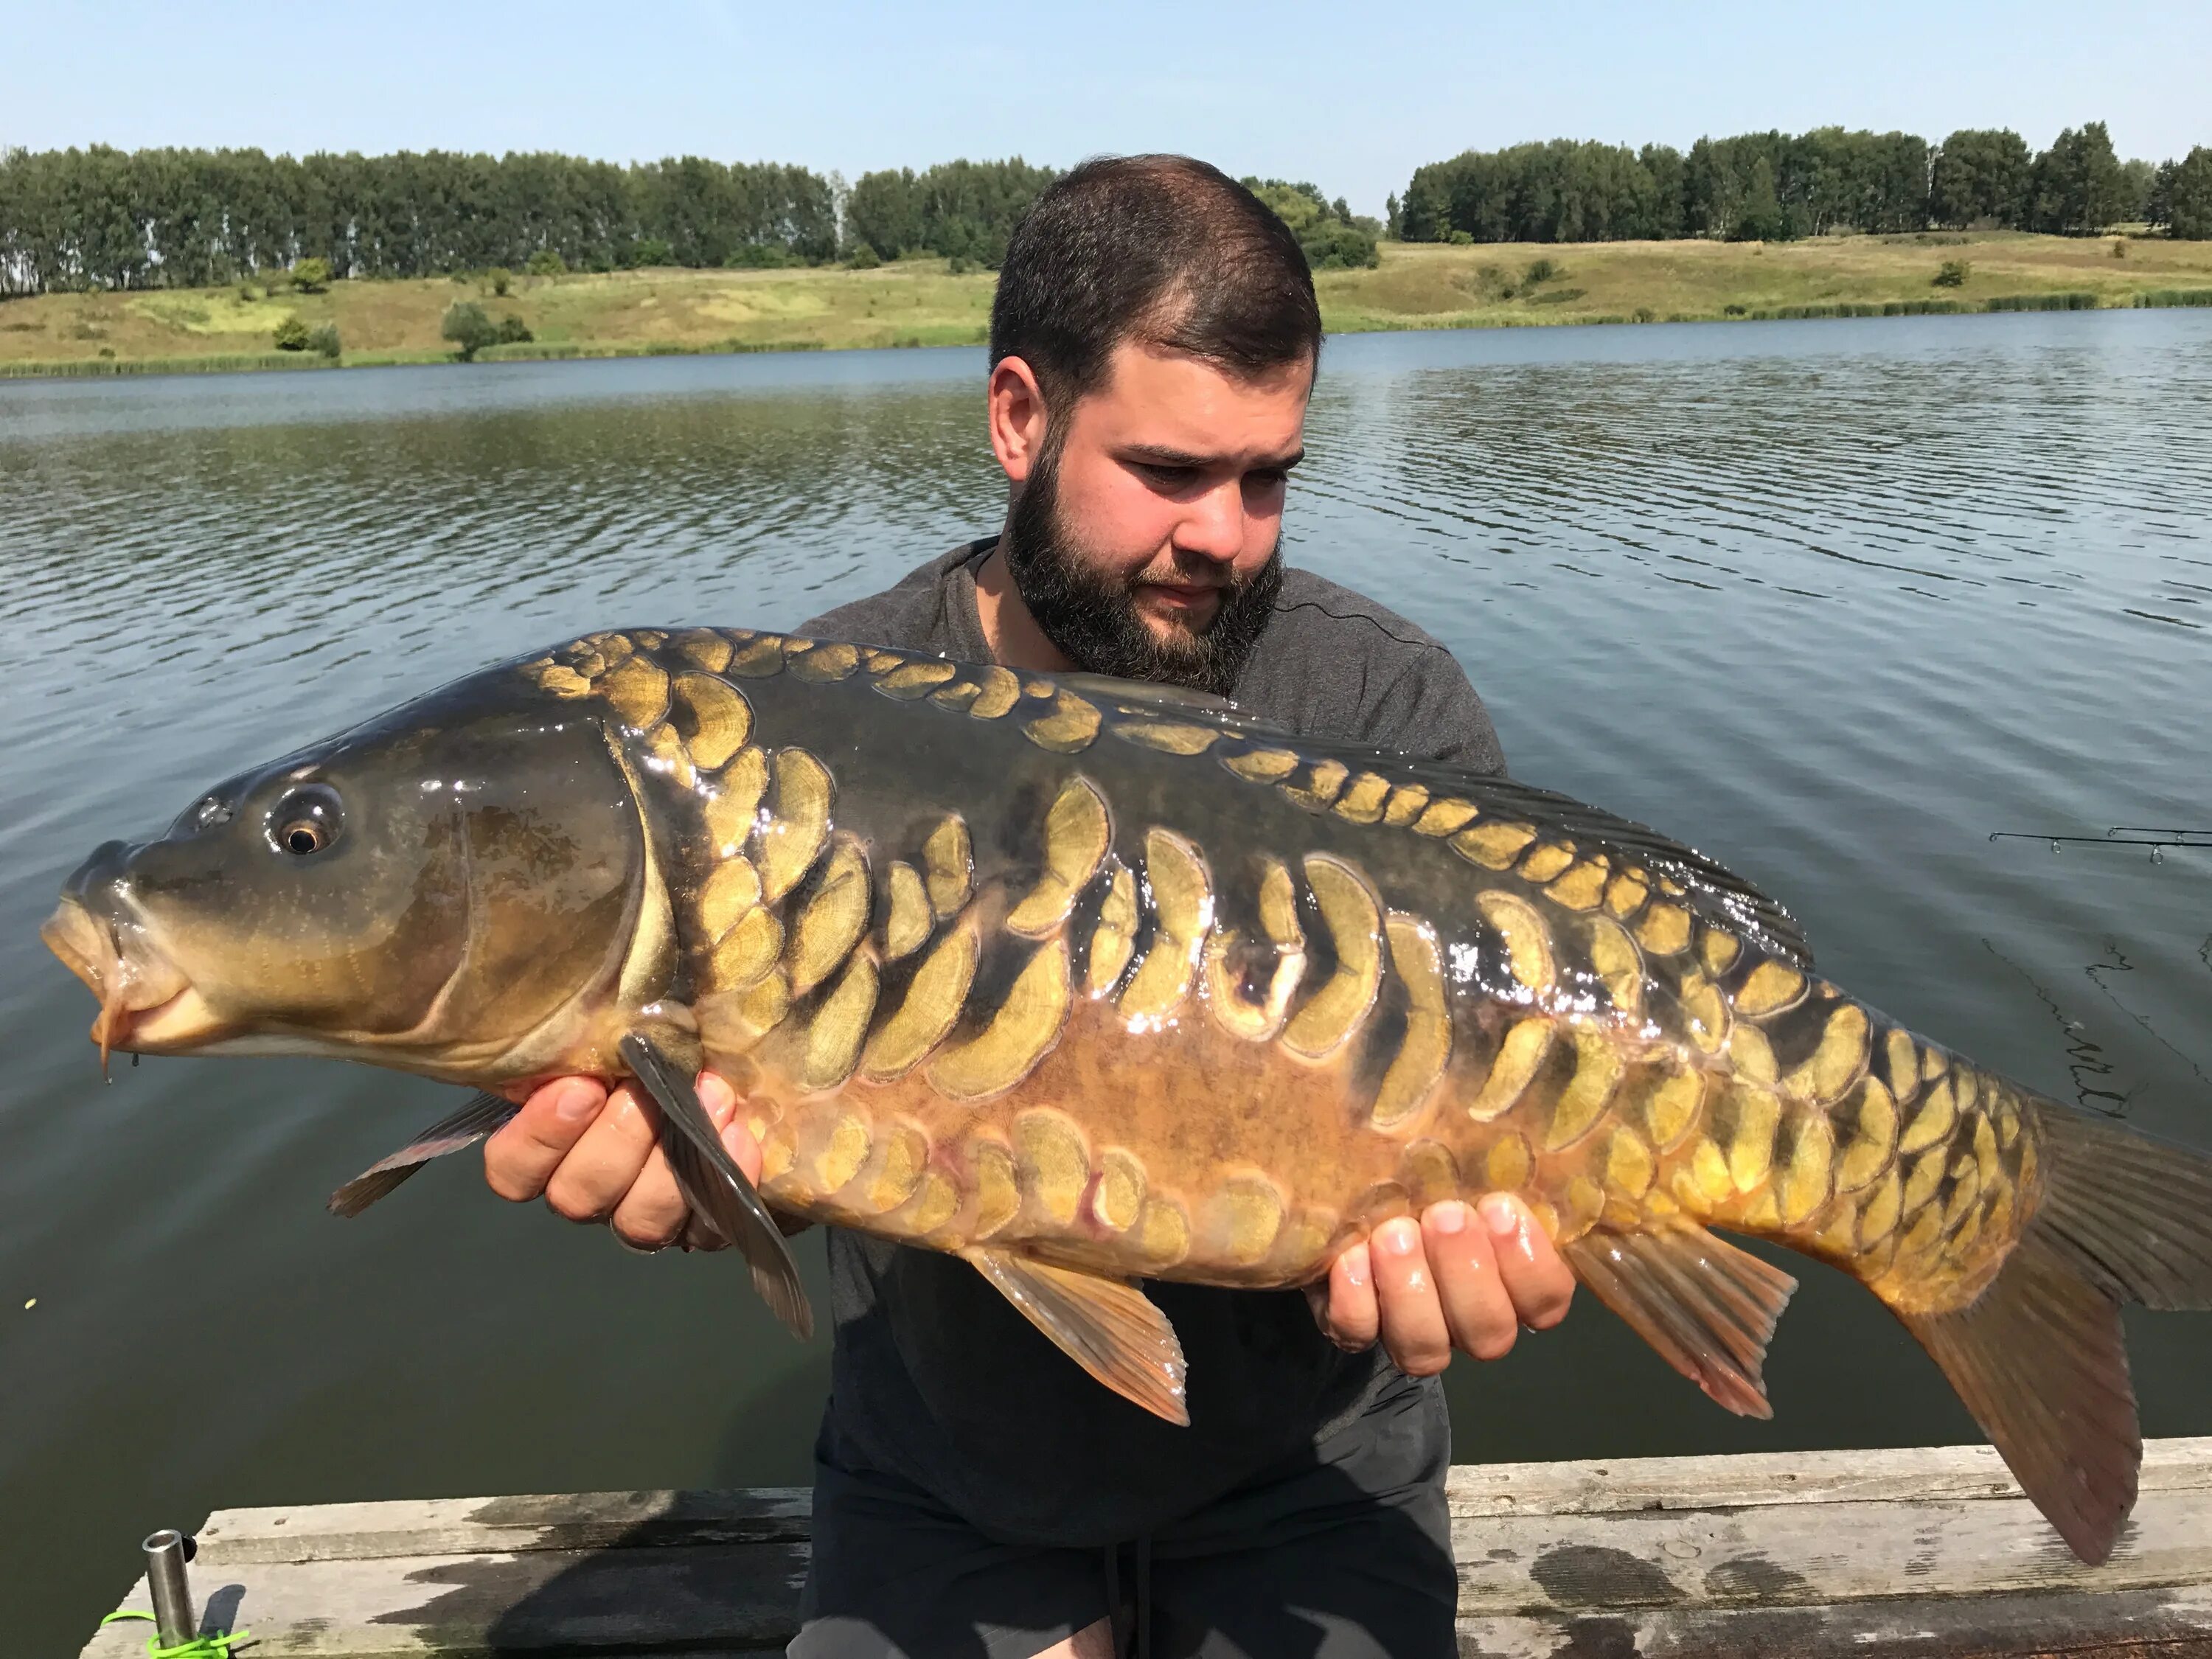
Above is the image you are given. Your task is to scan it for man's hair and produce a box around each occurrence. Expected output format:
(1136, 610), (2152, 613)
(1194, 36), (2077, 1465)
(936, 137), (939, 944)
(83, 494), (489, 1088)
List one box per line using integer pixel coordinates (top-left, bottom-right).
(990, 155), (1321, 412)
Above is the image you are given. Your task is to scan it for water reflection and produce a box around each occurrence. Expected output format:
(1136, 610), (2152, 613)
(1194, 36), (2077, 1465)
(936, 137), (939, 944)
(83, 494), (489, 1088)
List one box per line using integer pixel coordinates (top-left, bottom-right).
(4, 313), (2211, 1649)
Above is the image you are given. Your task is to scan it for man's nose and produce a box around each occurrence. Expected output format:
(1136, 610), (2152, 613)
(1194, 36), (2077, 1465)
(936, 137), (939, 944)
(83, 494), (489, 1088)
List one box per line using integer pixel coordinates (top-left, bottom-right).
(1173, 480), (1245, 564)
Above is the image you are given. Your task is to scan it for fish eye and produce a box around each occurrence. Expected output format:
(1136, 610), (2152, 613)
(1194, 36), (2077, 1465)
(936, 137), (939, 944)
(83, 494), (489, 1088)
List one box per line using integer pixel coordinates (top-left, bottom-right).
(268, 785), (344, 857)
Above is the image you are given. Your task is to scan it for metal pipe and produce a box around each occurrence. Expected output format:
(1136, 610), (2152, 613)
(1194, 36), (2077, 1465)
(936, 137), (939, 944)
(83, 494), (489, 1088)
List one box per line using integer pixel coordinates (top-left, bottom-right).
(142, 1529), (195, 1649)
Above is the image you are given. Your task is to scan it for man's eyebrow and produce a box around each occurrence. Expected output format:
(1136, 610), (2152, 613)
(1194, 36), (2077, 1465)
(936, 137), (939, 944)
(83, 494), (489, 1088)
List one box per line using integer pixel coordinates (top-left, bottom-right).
(1120, 443), (1306, 470)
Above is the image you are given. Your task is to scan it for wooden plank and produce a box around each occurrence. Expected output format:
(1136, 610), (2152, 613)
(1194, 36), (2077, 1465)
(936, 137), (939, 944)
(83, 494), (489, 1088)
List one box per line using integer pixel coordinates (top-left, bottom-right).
(79, 1545), (808, 1658)
(1453, 1582), (2212, 1658)
(1444, 1437), (2212, 1518)
(78, 1559), (2212, 1658)
(1449, 1486), (2212, 1613)
(191, 1437), (2212, 1565)
(196, 1489), (813, 1566)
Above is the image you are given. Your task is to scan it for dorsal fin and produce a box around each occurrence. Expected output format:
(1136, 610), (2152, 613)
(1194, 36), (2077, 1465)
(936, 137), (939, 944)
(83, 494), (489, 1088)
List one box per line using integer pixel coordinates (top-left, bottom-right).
(818, 648), (1815, 970)
(1068, 678), (1816, 970)
(1418, 768), (1815, 971)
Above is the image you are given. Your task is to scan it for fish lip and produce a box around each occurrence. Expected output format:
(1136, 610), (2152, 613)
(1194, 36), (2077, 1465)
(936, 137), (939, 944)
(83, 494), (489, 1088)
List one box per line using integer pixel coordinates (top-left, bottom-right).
(39, 900), (110, 997)
(115, 984), (232, 1052)
(41, 895), (202, 1060)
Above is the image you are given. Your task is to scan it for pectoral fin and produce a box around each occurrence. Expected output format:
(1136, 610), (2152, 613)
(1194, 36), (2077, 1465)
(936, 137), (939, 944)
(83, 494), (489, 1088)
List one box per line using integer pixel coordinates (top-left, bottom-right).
(619, 1031), (814, 1341)
(1561, 1222), (1798, 1419)
(328, 1091), (520, 1218)
(961, 1247), (1189, 1425)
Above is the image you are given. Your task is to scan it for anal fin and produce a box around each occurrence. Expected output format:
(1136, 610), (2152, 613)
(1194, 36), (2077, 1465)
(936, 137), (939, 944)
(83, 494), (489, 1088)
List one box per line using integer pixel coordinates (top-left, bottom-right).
(962, 1247), (1189, 1425)
(1562, 1222), (1798, 1419)
(328, 1091), (520, 1218)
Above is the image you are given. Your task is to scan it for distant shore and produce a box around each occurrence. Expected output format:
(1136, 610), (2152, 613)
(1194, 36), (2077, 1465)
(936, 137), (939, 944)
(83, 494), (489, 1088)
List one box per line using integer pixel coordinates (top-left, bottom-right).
(4, 233), (2210, 380)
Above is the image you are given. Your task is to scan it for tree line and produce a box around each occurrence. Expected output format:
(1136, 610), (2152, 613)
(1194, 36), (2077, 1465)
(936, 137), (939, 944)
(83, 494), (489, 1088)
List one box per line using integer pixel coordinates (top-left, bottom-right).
(7, 130), (2206, 297)
(0, 146), (1395, 296)
(0, 147), (844, 295)
(1396, 124), (2212, 244)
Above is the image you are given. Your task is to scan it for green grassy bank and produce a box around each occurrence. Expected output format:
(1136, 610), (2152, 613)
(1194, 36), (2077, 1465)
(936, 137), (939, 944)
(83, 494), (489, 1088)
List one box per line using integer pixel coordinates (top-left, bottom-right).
(4, 232), (2211, 380)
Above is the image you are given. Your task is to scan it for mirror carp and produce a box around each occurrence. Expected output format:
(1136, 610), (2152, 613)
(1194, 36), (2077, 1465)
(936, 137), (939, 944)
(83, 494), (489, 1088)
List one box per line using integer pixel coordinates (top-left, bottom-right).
(43, 625), (2212, 1565)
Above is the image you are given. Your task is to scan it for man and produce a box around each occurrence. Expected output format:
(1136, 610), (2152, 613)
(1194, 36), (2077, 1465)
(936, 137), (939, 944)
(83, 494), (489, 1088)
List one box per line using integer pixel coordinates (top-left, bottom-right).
(485, 156), (1576, 1658)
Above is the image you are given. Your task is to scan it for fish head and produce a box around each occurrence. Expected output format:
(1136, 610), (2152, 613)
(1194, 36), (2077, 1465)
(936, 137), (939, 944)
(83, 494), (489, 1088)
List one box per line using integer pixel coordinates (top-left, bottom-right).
(44, 682), (649, 1079)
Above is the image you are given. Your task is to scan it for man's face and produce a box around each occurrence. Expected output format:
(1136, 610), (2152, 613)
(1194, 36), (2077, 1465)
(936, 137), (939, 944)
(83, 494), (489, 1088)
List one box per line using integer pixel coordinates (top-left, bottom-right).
(1001, 341), (1312, 694)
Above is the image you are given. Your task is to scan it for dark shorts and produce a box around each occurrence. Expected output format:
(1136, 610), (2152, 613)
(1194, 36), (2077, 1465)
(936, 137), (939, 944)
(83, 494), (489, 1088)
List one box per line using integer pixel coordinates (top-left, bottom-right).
(791, 1381), (1456, 1659)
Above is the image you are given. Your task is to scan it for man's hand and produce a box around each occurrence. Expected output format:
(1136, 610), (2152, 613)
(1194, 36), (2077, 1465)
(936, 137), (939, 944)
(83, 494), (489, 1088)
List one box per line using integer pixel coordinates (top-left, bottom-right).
(484, 1072), (758, 1252)
(1307, 1197), (1574, 1374)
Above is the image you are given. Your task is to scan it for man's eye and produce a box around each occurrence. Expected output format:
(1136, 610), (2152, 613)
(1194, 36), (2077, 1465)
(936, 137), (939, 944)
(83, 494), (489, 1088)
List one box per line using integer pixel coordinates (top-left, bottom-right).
(1140, 463), (1197, 487)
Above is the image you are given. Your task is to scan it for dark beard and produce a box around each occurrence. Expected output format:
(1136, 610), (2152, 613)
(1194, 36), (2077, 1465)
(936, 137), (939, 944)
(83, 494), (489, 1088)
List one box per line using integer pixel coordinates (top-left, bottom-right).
(1000, 448), (1283, 698)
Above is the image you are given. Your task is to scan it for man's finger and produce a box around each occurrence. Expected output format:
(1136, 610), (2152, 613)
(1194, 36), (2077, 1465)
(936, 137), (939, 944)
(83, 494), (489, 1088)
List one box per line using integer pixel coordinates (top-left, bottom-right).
(1422, 1200), (1517, 1362)
(484, 1077), (606, 1202)
(1310, 1240), (1379, 1352)
(543, 1081), (660, 1223)
(1370, 1216), (1451, 1377)
(1481, 1194), (1576, 1331)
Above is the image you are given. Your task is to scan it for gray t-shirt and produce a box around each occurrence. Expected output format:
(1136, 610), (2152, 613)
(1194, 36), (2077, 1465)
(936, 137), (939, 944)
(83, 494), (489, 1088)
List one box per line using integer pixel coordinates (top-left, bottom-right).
(798, 538), (1506, 1546)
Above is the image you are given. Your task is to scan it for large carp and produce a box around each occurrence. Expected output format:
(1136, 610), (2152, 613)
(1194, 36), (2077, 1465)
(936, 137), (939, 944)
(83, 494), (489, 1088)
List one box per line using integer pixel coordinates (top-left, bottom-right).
(44, 626), (2212, 1564)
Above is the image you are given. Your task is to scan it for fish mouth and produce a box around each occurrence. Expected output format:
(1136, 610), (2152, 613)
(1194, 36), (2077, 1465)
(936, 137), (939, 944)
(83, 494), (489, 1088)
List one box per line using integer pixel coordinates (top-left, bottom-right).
(41, 897), (217, 1071)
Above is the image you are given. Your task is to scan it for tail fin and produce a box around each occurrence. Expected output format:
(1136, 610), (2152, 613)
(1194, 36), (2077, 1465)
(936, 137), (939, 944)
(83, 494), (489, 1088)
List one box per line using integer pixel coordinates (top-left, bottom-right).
(1897, 1102), (2212, 1565)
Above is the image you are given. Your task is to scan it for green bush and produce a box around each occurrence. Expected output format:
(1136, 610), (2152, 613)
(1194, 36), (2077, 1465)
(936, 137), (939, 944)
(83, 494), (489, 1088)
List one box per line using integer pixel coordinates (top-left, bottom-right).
(524, 248), (568, 277)
(1523, 257), (1560, 285)
(290, 257), (331, 293)
(488, 267), (512, 296)
(1632, 307), (1657, 323)
(305, 324), (341, 359)
(441, 300), (500, 361)
(1446, 229), (1473, 246)
(1300, 221), (1380, 270)
(845, 243), (881, 270)
(1933, 259), (1971, 287)
(726, 243), (793, 269)
(948, 254), (973, 275)
(495, 314), (533, 344)
(629, 237), (673, 268)
(271, 314), (311, 351)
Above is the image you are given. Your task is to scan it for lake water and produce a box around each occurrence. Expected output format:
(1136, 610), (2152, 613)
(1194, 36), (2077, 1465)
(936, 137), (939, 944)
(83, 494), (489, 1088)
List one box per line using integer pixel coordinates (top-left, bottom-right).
(6, 313), (2212, 1648)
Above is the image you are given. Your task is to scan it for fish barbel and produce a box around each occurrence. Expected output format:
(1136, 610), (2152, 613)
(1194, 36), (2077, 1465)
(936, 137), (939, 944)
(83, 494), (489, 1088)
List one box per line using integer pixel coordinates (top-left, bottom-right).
(42, 626), (2212, 1564)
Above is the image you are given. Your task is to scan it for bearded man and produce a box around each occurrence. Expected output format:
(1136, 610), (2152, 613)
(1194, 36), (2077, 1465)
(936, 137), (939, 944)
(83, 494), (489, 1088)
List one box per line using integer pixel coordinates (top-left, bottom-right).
(484, 155), (1577, 1658)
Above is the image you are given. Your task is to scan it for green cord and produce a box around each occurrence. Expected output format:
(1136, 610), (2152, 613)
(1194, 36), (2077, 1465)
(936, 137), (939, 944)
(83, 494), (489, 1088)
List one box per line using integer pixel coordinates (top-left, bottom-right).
(97, 1610), (253, 1658)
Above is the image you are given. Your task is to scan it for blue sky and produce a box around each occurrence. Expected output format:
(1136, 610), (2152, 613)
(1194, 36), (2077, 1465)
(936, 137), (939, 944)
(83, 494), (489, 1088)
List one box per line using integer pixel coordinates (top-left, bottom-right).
(4, 1), (2205, 216)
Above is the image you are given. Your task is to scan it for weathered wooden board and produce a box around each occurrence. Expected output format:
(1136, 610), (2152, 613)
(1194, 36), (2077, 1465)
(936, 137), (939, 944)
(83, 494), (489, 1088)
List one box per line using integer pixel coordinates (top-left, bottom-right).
(1453, 1584), (2212, 1658)
(79, 1439), (2212, 1658)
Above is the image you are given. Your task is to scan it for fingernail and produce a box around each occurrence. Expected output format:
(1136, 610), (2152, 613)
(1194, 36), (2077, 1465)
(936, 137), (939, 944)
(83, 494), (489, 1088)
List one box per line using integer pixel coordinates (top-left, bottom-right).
(1379, 1217), (1419, 1256)
(1430, 1200), (1468, 1236)
(554, 1081), (602, 1124)
(1340, 1243), (1369, 1287)
(696, 1071), (734, 1121)
(1480, 1194), (1521, 1237)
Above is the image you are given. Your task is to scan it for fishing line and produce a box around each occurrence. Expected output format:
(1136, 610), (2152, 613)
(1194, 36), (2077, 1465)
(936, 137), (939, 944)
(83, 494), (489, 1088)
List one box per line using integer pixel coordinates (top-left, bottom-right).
(96, 1610), (251, 1658)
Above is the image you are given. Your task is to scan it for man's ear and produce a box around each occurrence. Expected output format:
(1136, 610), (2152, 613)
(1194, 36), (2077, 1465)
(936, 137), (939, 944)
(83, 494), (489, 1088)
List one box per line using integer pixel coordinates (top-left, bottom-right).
(987, 355), (1051, 484)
